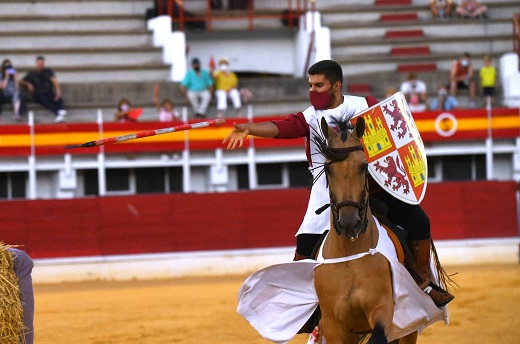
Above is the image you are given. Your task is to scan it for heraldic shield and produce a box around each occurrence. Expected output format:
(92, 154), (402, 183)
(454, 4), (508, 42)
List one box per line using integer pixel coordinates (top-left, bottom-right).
(355, 92), (427, 205)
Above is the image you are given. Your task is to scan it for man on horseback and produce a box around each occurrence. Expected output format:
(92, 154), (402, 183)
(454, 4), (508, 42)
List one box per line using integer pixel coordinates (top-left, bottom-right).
(223, 59), (454, 308)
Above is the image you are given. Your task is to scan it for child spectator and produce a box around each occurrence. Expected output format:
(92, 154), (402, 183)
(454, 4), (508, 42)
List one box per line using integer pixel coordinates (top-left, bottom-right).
(384, 86), (397, 98)
(479, 55), (497, 108)
(429, 0), (454, 21)
(456, 0), (488, 19)
(154, 83), (180, 122)
(114, 98), (140, 123)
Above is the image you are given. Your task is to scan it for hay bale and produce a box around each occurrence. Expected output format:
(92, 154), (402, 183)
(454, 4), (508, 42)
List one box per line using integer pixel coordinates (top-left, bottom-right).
(0, 243), (25, 344)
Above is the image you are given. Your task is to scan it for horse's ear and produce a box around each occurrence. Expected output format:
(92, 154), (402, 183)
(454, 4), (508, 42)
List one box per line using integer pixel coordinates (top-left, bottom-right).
(354, 117), (365, 140)
(320, 117), (329, 140)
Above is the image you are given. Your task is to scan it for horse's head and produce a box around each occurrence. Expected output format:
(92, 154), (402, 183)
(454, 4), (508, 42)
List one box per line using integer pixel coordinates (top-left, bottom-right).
(318, 116), (369, 240)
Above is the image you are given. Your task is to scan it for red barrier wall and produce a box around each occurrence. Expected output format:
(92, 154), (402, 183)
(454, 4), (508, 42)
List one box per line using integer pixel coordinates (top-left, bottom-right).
(1, 181), (518, 259)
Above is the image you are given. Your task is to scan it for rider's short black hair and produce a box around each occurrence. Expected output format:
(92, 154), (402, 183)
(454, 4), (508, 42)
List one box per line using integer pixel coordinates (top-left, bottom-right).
(308, 60), (343, 89)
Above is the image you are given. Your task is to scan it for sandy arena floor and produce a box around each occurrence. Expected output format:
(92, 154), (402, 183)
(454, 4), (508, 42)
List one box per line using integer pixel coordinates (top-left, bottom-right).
(33, 263), (520, 343)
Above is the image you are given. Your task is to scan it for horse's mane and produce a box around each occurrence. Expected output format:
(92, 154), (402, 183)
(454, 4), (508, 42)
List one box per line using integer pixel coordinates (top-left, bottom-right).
(309, 115), (355, 188)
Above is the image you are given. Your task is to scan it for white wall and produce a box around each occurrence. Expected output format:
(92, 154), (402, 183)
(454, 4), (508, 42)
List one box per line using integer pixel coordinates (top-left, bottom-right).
(500, 53), (520, 108)
(147, 11), (332, 80)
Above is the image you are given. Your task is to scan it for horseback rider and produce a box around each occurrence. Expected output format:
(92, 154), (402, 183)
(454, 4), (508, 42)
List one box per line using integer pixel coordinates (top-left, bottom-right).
(223, 59), (454, 308)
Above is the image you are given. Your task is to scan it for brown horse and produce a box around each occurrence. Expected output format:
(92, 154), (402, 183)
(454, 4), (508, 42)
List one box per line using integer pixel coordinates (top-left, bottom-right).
(313, 116), (418, 344)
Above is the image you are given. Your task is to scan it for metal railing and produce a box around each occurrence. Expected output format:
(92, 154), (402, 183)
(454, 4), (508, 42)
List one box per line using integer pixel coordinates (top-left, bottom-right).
(156, 0), (313, 32)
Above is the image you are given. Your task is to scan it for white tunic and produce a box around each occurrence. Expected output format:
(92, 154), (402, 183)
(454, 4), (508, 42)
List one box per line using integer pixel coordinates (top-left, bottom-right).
(297, 95), (369, 236)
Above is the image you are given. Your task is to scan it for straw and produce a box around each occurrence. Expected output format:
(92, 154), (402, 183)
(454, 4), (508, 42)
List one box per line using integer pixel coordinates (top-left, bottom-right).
(0, 243), (25, 344)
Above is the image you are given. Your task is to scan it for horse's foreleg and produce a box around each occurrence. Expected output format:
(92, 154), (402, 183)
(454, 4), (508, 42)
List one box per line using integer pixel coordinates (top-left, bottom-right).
(397, 331), (418, 344)
(366, 303), (393, 344)
(319, 317), (357, 344)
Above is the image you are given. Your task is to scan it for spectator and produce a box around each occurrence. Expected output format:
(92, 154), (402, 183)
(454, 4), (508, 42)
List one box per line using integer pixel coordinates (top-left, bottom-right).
(479, 55), (497, 108)
(430, 84), (458, 110)
(212, 57), (242, 118)
(180, 57), (213, 118)
(154, 83), (180, 122)
(400, 72), (428, 112)
(450, 52), (476, 108)
(456, 0), (488, 19)
(0, 59), (24, 122)
(384, 86), (397, 98)
(429, 0), (454, 20)
(19, 56), (67, 123)
(114, 98), (140, 123)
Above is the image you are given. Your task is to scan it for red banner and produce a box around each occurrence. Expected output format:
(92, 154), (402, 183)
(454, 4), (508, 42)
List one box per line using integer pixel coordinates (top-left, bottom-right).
(0, 109), (518, 156)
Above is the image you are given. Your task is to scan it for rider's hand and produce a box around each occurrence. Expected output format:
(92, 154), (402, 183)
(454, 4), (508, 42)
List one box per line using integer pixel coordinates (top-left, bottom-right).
(222, 122), (249, 150)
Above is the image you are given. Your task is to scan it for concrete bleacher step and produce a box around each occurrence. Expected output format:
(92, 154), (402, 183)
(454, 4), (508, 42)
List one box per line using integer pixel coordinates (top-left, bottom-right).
(1, 0), (170, 83)
(2, 31), (154, 50)
(2, 47), (163, 68)
(321, 0), (517, 80)
(0, 15), (146, 32)
(1, 0), (152, 16)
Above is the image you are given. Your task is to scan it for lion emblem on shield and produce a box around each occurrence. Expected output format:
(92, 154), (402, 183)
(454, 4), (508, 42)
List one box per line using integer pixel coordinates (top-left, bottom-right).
(382, 100), (412, 140)
(374, 155), (410, 194)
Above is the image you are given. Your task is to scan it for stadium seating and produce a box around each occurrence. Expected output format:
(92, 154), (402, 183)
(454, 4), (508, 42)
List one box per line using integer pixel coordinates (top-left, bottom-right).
(1, 0), (518, 123)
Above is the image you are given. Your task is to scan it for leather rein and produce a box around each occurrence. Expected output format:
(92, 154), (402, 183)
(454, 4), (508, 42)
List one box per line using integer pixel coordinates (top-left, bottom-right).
(315, 145), (370, 237)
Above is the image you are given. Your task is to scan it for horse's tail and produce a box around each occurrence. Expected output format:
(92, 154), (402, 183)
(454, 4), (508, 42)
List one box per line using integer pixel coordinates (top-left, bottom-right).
(430, 238), (459, 291)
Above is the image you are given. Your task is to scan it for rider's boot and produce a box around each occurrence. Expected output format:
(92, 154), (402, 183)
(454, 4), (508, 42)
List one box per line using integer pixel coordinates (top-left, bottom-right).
(409, 239), (454, 308)
(293, 250), (310, 261)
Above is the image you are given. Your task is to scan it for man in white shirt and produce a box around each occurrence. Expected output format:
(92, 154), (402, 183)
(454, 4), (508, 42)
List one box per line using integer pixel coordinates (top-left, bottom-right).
(400, 72), (428, 112)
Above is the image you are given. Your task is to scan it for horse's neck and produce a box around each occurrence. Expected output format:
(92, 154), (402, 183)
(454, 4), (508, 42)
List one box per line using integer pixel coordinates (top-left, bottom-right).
(325, 211), (378, 258)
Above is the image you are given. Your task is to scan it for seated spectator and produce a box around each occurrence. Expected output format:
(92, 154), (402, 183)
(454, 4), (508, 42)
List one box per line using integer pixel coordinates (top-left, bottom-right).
(212, 57), (242, 118)
(456, 0), (488, 19)
(0, 59), (25, 122)
(400, 73), (428, 112)
(430, 84), (458, 111)
(19, 56), (67, 123)
(153, 83), (180, 122)
(180, 57), (213, 119)
(479, 55), (497, 108)
(429, 0), (454, 20)
(114, 98), (140, 123)
(384, 86), (397, 98)
(450, 52), (476, 107)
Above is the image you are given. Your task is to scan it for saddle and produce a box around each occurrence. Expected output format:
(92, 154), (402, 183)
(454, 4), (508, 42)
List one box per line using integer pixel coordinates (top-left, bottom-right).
(309, 197), (414, 265)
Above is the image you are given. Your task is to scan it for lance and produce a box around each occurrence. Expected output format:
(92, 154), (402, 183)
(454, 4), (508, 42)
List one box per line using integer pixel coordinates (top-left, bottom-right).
(65, 119), (226, 149)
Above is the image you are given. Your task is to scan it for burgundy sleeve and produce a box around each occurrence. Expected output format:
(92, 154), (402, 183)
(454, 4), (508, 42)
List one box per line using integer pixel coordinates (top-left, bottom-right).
(272, 112), (310, 139)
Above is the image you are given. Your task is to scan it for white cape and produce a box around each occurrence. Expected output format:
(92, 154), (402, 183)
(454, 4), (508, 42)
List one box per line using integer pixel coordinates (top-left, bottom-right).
(237, 217), (448, 344)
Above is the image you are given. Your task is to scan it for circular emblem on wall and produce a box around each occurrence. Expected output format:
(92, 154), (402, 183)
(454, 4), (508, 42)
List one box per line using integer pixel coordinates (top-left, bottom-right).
(434, 112), (458, 137)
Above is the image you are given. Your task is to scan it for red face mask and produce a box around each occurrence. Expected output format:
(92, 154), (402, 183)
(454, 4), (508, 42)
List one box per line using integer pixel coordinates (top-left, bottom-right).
(309, 86), (334, 110)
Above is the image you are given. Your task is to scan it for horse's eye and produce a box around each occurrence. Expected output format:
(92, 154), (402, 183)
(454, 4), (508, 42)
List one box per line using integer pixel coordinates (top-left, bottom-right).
(360, 162), (368, 173)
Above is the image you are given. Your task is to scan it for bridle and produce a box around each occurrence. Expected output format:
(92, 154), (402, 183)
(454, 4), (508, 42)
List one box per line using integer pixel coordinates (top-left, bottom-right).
(315, 145), (370, 237)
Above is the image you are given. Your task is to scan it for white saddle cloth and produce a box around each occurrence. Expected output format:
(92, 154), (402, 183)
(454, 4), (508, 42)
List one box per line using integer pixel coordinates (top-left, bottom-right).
(237, 216), (449, 344)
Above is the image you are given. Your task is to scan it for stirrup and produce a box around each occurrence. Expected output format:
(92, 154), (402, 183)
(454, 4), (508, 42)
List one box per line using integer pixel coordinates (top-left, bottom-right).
(423, 283), (454, 308)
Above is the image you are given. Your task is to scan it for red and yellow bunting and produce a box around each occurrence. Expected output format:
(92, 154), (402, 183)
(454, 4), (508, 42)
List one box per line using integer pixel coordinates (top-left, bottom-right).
(0, 109), (518, 156)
